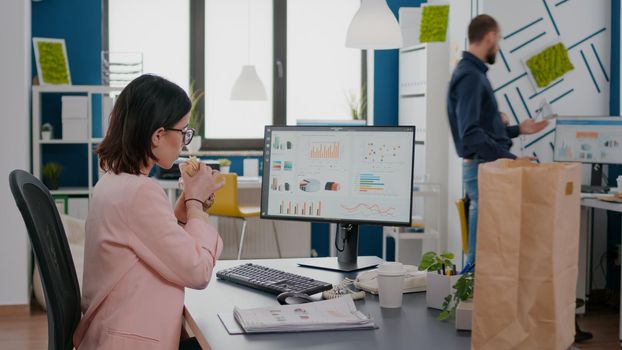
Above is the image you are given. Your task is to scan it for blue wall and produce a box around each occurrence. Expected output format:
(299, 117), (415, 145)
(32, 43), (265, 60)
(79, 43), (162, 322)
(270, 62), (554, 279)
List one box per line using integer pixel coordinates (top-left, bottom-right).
(33, 0), (102, 187)
(607, 0), (621, 290)
(32, 1), (101, 85)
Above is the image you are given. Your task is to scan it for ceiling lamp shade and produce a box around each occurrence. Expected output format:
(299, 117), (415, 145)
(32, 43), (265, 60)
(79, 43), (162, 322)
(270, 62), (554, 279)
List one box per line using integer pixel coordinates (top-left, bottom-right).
(230, 65), (267, 101)
(345, 0), (403, 50)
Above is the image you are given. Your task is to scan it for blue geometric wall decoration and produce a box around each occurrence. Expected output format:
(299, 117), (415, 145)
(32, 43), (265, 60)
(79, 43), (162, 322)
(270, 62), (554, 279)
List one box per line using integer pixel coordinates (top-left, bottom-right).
(452, 0), (611, 163)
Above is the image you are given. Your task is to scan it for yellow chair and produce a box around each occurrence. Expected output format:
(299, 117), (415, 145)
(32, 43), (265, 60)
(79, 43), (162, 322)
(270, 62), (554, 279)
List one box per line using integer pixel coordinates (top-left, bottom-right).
(208, 173), (282, 259)
(455, 198), (469, 255)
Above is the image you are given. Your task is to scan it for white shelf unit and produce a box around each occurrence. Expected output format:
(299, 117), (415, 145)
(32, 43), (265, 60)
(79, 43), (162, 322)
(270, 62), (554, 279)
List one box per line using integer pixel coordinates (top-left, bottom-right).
(382, 183), (442, 262)
(393, 6), (450, 263)
(32, 85), (122, 198)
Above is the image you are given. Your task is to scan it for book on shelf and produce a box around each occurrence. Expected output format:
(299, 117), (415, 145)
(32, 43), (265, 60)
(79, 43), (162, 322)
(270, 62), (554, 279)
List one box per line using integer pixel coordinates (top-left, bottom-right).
(218, 295), (376, 334)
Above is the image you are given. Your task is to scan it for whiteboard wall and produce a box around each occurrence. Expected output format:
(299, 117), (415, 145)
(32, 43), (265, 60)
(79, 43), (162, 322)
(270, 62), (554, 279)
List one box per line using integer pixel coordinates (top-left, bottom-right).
(481, 0), (611, 162)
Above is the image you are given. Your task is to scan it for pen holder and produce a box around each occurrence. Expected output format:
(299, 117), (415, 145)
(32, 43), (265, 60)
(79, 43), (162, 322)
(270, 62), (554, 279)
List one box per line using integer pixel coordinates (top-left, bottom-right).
(425, 272), (461, 310)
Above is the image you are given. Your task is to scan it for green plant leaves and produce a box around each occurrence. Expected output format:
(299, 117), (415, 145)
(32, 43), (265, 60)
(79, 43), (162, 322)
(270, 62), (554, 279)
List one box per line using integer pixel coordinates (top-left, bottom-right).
(454, 272), (474, 301)
(418, 251), (437, 271)
(419, 5), (450, 43)
(418, 251), (455, 272)
(42, 162), (63, 179)
(526, 43), (574, 88)
(440, 251), (455, 260)
(437, 272), (474, 321)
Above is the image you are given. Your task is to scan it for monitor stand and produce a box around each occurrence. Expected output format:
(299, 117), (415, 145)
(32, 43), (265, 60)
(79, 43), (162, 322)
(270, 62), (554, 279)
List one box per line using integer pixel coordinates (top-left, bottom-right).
(582, 163), (610, 193)
(591, 163), (603, 186)
(297, 223), (383, 273)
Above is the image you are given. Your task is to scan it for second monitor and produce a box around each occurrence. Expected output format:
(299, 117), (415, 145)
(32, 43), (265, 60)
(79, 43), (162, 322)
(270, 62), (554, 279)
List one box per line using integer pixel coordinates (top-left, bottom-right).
(261, 126), (416, 271)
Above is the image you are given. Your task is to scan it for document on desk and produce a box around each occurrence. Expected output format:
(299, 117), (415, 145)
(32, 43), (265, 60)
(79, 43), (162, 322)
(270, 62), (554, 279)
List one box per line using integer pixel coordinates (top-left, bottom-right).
(219, 295), (376, 334)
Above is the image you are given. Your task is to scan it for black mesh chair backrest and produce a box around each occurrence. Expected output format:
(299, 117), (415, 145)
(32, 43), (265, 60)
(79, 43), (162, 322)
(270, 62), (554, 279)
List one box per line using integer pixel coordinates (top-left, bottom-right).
(9, 170), (81, 350)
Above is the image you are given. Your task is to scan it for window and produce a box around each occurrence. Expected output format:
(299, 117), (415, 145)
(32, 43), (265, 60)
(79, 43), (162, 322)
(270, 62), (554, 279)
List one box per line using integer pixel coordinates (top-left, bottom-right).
(107, 0), (190, 91)
(203, 0), (364, 147)
(107, 1), (366, 150)
(286, 0), (362, 125)
(204, 0), (273, 140)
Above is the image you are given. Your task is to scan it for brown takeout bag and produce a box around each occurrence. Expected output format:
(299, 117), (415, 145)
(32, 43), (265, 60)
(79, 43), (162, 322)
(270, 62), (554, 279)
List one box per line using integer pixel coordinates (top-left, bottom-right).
(472, 160), (581, 350)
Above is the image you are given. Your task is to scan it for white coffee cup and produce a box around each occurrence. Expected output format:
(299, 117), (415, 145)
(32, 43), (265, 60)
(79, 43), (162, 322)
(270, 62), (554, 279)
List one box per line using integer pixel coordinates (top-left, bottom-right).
(617, 175), (622, 193)
(377, 262), (406, 308)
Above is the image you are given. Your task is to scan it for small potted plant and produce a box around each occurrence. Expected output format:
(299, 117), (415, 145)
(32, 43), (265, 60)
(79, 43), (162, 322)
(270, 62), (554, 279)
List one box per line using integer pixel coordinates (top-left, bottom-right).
(442, 271), (474, 330)
(186, 82), (204, 154)
(418, 251), (461, 310)
(218, 158), (231, 173)
(42, 162), (63, 190)
(41, 123), (53, 140)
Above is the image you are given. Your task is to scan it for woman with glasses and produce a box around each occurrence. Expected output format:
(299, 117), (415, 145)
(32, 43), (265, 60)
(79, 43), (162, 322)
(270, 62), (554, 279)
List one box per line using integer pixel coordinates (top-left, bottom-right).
(74, 74), (223, 350)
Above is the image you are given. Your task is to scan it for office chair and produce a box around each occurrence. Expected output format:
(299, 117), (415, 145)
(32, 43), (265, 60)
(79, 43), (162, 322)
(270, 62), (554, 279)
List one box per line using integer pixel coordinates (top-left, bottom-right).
(9, 170), (81, 350)
(208, 173), (282, 259)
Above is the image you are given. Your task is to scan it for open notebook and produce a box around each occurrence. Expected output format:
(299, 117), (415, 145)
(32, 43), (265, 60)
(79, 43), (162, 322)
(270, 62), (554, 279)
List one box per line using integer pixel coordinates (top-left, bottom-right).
(218, 295), (376, 334)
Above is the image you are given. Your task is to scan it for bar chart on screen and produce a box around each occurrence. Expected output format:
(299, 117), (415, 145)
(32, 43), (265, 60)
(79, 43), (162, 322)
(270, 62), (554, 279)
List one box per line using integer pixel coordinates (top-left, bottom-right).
(309, 142), (341, 160)
(279, 200), (322, 216)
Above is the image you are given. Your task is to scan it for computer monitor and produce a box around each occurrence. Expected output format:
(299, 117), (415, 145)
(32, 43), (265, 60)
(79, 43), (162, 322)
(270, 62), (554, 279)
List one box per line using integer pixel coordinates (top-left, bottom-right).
(554, 116), (622, 191)
(261, 125), (416, 271)
(554, 117), (622, 164)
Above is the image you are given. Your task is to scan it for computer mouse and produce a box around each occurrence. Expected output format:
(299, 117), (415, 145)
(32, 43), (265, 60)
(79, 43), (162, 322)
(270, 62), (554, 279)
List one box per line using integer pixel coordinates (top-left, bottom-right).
(277, 292), (315, 305)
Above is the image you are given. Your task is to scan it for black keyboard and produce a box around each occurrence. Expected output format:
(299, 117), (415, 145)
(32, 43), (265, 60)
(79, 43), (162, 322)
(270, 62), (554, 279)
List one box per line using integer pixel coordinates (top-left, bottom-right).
(216, 263), (333, 295)
(581, 185), (609, 194)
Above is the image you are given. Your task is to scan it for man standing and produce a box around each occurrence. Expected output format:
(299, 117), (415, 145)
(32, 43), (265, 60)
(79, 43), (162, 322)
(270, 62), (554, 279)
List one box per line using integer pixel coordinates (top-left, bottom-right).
(447, 15), (549, 269)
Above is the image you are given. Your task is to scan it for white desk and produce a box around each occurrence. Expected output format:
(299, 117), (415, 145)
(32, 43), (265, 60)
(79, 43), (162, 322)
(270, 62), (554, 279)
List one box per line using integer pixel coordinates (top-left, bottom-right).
(184, 258), (471, 350)
(579, 194), (622, 345)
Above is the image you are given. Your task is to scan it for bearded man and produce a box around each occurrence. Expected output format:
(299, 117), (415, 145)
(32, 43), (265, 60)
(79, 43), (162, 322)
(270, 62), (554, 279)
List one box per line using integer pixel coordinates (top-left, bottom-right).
(447, 14), (549, 269)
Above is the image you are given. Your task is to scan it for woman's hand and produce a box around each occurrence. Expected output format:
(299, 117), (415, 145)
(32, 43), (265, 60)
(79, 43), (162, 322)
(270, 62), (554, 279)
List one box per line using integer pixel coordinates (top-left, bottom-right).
(181, 163), (225, 204)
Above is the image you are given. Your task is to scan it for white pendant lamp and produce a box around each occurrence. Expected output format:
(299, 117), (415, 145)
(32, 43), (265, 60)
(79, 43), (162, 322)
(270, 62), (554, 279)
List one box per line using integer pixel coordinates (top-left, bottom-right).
(231, 0), (267, 101)
(231, 65), (267, 100)
(345, 0), (403, 50)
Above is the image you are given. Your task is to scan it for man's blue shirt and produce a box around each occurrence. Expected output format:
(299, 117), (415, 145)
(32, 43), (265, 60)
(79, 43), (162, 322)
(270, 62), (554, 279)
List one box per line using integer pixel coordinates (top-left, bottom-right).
(447, 51), (519, 161)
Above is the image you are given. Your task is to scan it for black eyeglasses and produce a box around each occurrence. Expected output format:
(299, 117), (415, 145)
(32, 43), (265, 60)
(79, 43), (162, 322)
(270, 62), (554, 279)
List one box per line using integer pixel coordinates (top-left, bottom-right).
(166, 127), (195, 145)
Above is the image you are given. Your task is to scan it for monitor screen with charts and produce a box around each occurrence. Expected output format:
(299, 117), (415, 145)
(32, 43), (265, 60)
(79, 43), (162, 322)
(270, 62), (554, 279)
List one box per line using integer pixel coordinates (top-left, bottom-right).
(553, 117), (622, 164)
(261, 126), (416, 226)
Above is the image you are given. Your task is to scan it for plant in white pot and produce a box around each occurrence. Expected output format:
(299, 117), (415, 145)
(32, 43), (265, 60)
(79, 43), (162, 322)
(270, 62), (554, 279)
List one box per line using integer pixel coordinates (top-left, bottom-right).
(218, 158), (231, 173)
(41, 123), (53, 140)
(186, 82), (204, 154)
(418, 251), (461, 311)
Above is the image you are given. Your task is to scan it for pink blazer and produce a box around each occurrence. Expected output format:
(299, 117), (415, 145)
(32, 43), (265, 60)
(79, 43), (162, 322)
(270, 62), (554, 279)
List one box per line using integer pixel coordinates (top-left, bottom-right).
(73, 173), (222, 349)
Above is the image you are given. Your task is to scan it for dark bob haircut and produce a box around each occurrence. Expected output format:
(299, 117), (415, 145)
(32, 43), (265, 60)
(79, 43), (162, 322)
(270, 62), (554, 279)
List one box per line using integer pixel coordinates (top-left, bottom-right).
(468, 14), (499, 44)
(97, 74), (191, 175)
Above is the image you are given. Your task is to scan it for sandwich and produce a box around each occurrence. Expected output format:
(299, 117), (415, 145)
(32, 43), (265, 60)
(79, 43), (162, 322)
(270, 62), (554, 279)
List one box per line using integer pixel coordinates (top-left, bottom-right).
(179, 156), (216, 211)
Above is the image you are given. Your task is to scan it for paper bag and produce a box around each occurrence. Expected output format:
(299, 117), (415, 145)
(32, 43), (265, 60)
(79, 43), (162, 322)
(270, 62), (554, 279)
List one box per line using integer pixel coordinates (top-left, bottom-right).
(471, 160), (581, 350)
